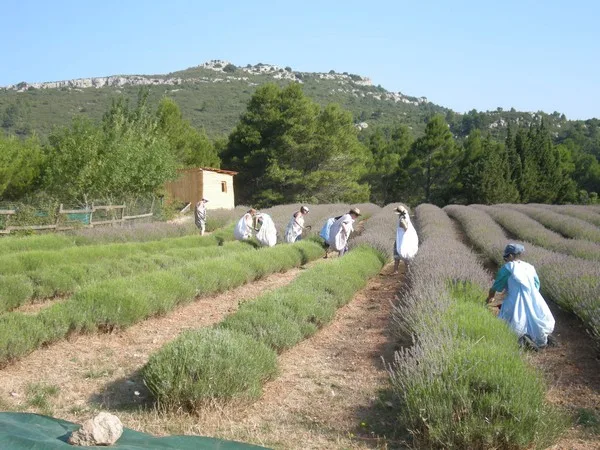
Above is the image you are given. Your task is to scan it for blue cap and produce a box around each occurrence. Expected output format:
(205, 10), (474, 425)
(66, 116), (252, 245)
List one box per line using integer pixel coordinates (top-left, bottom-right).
(503, 243), (525, 257)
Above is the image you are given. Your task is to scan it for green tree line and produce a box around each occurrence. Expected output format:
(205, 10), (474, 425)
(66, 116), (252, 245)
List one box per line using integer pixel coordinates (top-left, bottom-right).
(0, 90), (220, 206)
(1, 84), (598, 207)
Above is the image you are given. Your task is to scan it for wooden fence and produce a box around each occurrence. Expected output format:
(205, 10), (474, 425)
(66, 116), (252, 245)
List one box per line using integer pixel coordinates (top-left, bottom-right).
(0, 201), (154, 235)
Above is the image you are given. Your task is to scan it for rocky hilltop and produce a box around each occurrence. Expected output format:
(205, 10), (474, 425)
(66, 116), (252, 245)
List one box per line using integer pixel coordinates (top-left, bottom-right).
(0, 59), (443, 138)
(2, 60), (428, 107)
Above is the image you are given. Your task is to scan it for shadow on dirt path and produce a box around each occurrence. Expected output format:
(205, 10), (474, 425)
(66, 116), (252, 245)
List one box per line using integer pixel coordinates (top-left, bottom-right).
(175, 263), (408, 449)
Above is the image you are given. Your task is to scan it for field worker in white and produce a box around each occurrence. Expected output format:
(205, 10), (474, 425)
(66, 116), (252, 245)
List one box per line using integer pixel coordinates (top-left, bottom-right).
(392, 205), (419, 274)
(319, 214), (344, 258)
(486, 243), (556, 351)
(329, 208), (361, 257)
(255, 213), (277, 247)
(194, 198), (209, 236)
(284, 206), (311, 243)
(234, 208), (257, 241)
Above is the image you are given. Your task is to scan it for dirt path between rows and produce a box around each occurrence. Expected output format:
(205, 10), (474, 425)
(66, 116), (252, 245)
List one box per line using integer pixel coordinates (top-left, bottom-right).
(451, 217), (600, 449)
(0, 260), (324, 417)
(189, 263), (402, 449)
(1, 259), (402, 450)
(539, 303), (600, 450)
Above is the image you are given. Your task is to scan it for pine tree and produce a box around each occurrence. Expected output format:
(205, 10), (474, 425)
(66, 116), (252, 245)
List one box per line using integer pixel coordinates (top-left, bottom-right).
(505, 124), (522, 200)
(222, 83), (370, 206)
(409, 114), (458, 204)
(515, 127), (538, 202)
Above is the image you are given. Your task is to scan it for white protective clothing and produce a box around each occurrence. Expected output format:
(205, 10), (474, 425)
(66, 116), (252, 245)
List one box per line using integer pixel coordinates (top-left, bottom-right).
(256, 214), (277, 247)
(284, 212), (304, 243)
(234, 213), (253, 241)
(395, 215), (419, 259)
(319, 217), (336, 244)
(329, 214), (354, 251)
(498, 260), (555, 347)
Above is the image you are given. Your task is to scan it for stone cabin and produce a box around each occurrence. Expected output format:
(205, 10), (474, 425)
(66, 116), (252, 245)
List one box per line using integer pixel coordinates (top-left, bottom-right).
(165, 167), (238, 210)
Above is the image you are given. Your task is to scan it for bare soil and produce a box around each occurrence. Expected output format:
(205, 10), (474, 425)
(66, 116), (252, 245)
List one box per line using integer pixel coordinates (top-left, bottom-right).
(0, 262), (321, 416)
(0, 259), (403, 450)
(188, 263), (403, 449)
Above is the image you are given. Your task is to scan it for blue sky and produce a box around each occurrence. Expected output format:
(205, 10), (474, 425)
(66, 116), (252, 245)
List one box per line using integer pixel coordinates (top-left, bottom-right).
(2, 0), (598, 119)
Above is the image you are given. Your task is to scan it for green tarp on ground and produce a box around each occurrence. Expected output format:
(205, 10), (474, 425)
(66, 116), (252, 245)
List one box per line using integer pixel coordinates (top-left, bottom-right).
(0, 413), (268, 449)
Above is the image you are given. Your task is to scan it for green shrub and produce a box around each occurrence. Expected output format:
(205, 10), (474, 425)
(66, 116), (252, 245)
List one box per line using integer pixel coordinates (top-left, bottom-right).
(0, 275), (34, 311)
(144, 245), (384, 410)
(0, 313), (46, 365)
(1, 242), (251, 313)
(0, 231), (237, 276)
(0, 240), (325, 366)
(220, 299), (306, 352)
(143, 328), (277, 409)
(0, 234), (76, 254)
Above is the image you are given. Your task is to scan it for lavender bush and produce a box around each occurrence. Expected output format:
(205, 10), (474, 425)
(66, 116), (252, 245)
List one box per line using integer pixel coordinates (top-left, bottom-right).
(534, 204), (600, 227)
(506, 204), (600, 244)
(473, 205), (600, 262)
(387, 204), (564, 448)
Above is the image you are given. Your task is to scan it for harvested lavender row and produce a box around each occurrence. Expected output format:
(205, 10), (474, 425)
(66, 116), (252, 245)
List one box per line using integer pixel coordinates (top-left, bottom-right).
(445, 205), (600, 344)
(505, 204), (600, 244)
(473, 205), (600, 261)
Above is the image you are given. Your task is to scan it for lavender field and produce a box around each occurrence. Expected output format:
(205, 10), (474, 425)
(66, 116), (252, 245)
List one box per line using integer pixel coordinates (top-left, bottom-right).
(445, 204), (600, 345)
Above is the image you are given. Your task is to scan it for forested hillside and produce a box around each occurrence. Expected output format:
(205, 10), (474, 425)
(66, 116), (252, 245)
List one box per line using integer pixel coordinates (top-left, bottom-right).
(1, 61), (599, 209)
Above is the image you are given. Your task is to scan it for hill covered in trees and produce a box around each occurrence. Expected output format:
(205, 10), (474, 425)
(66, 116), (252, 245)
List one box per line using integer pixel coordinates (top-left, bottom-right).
(1, 60), (599, 208)
(0, 60), (443, 139)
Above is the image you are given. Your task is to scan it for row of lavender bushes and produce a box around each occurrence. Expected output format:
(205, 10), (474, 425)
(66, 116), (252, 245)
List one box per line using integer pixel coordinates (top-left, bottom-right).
(0, 206), (247, 255)
(535, 204), (600, 227)
(473, 205), (600, 262)
(142, 244), (385, 409)
(141, 204), (391, 410)
(506, 204), (600, 243)
(0, 242), (253, 314)
(0, 241), (326, 367)
(445, 205), (600, 346)
(387, 204), (564, 449)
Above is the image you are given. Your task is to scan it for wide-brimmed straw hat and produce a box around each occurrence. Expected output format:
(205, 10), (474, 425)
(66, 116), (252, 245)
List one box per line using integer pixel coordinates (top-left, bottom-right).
(349, 207), (361, 216)
(394, 205), (408, 215)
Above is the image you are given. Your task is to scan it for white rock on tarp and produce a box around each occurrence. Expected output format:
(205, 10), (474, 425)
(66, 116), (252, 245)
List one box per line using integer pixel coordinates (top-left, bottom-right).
(68, 412), (123, 446)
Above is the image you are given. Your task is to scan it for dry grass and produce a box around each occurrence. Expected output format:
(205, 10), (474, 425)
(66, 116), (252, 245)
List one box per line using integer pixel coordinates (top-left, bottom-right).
(0, 262), (319, 415)
(0, 261), (400, 449)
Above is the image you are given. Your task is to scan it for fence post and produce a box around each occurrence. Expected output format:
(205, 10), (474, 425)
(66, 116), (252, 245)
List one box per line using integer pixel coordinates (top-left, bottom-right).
(56, 204), (63, 230)
(89, 203), (94, 228)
